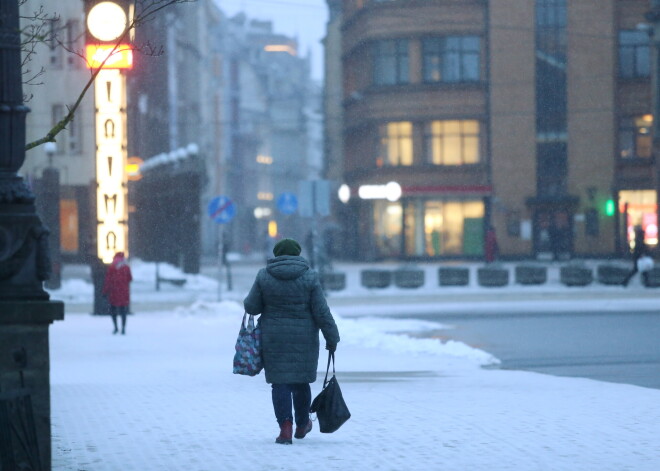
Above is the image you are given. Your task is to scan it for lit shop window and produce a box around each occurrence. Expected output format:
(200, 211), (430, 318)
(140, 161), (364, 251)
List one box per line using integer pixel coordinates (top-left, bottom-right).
(424, 120), (480, 165)
(399, 199), (485, 256)
(60, 199), (79, 253)
(373, 201), (403, 257)
(619, 115), (652, 159)
(377, 121), (413, 167)
(619, 190), (658, 247)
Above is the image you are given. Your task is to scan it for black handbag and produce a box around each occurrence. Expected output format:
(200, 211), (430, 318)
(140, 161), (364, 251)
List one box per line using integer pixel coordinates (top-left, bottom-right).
(310, 351), (351, 433)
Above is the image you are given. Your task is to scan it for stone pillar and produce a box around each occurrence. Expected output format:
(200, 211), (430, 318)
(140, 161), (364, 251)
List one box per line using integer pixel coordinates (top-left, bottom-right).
(1, 1), (65, 470)
(0, 302), (64, 470)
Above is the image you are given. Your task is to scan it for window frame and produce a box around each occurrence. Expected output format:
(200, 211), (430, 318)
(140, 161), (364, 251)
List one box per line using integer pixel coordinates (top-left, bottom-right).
(423, 119), (481, 166)
(618, 115), (653, 160)
(618, 30), (650, 79)
(372, 39), (410, 86)
(422, 36), (481, 84)
(377, 121), (414, 167)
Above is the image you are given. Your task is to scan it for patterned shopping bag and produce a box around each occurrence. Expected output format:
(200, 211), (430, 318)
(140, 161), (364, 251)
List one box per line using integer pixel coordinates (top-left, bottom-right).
(232, 313), (263, 376)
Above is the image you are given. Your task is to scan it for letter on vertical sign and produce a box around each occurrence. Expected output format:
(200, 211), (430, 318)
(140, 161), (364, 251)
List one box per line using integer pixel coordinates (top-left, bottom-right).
(104, 194), (117, 214)
(106, 231), (117, 251)
(104, 119), (115, 138)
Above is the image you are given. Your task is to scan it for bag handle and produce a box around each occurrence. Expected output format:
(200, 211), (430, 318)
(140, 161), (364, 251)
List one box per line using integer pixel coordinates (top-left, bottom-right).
(322, 351), (335, 388)
(242, 312), (256, 332)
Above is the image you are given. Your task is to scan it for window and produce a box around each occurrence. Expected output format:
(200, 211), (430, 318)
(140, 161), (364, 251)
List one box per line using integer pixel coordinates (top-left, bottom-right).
(374, 200), (403, 257)
(66, 20), (82, 68)
(377, 121), (413, 166)
(619, 30), (650, 79)
(619, 190), (658, 246)
(51, 104), (66, 153)
(619, 115), (653, 159)
(373, 39), (409, 85)
(68, 103), (82, 154)
(49, 18), (63, 69)
(536, 0), (567, 28)
(424, 120), (480, 165)
(403, 199), (484, 256)
(60, 199), (79, 253)
(422, 36), (480, 83)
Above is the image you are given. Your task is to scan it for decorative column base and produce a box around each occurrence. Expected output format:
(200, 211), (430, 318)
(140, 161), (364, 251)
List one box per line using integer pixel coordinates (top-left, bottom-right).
(0, 300), (64, 471)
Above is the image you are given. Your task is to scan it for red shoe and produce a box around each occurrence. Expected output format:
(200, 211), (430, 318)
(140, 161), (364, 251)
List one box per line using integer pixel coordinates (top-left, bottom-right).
(275, 420), (293, 444)
(294, 419), (312, 439)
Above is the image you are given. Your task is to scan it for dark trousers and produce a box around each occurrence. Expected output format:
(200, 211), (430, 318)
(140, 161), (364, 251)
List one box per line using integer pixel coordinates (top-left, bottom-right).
(623, 259), (649, 286)
(110, 305), (128, 331)
(271, 383), (311, 426)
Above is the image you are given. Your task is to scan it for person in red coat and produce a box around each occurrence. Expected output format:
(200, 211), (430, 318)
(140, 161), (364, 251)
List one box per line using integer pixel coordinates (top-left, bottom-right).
(485, 225), (499, 263)
(102, 252), (133, 334)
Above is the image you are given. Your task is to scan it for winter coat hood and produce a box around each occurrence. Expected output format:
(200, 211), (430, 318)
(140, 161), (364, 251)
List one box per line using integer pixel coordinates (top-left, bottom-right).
(112, 252), (127, 268)
(266, 255), (309, 280)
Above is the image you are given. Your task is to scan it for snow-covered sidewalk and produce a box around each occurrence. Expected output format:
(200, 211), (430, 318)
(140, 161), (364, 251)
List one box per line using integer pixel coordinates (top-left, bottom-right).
(50, 298), (660, 470)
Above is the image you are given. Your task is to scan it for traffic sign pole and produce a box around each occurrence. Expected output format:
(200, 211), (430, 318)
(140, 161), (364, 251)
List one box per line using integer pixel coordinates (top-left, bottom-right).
(217, 227), (223, 301)
(208, 195), (236, 301)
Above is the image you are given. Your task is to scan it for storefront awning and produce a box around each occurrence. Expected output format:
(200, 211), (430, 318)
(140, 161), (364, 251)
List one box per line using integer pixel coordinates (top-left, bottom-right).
(401, 185), (492, 196)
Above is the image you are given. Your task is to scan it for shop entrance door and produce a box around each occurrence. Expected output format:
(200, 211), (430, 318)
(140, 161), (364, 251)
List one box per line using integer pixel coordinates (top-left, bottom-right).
(534, 208), (572, 260)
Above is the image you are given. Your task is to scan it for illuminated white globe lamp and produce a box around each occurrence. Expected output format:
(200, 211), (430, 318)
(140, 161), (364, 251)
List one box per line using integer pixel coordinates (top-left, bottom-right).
(385, 181), (402, 202)
(338, 184), (351, 204)
(87, 2), (128, 41)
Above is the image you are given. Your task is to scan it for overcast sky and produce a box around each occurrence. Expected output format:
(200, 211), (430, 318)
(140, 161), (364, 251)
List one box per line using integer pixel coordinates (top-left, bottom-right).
(215, 0), (328, 81)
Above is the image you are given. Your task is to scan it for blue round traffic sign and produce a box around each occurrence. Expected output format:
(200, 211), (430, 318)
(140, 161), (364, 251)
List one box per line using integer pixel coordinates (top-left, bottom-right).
(277, 192), (298, 215)
(207, 196), (235, 224)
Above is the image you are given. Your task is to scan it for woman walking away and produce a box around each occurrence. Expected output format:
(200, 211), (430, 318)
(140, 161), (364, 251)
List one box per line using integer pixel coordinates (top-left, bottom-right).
(103, 252), (133, 334)
(623, 225), (650, 287)
(244, 237), (340, 445)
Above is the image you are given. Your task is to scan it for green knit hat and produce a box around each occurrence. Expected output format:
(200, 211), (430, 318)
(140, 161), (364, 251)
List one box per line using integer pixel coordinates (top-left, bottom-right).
(273, 238), (302, 257)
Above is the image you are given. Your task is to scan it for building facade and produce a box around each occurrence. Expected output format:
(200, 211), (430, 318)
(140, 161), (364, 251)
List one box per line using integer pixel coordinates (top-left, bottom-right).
(221, 15), (321, 255)
(129, 5), (322, 267)
(329, 0), (657, 261)
(20, 0), (96, 266)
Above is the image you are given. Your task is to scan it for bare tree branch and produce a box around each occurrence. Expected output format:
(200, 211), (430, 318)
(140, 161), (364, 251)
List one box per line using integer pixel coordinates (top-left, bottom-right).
(24, 0), (194, 151)
(20, 5), (60, 98)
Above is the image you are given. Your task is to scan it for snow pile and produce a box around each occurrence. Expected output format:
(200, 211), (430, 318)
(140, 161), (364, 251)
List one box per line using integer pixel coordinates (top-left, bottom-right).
(335, 315), (499, 366)
(131, 259), (218, 292)
(174, 300), (243, 318)
(171, 299), (498, 367)
(47, 278), (93, 302)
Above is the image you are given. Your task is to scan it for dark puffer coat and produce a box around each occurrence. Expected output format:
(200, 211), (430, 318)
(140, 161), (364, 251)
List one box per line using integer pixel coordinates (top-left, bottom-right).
(243, 255), (340, 384)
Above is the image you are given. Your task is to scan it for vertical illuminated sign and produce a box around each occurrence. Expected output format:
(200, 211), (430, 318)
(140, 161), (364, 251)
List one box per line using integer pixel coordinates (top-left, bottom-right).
(95, 68), (127, 263)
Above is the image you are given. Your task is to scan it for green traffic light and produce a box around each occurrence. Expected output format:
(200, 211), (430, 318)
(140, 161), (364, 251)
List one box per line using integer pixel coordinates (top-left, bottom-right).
(605, 199), (615, 217)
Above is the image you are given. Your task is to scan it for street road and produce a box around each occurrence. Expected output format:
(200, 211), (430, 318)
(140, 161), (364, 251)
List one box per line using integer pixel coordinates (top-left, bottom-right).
(400, 311), (660, 390)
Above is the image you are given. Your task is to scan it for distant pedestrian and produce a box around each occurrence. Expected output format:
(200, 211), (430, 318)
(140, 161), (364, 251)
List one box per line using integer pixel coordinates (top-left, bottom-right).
(103, 252), (133, 334)
(623, 226), (650, 287)
(485, 225), (499, 263)
(243, 237), (340, 444)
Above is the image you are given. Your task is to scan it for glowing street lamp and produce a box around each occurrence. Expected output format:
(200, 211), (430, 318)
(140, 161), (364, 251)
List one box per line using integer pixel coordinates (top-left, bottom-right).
(87, 2), (128, 41)
(85, 1), (134, 263)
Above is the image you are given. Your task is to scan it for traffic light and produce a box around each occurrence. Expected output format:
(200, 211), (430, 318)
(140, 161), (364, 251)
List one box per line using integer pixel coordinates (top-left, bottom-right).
(84, 1), (134, 69)
(605, 199), (616, 217)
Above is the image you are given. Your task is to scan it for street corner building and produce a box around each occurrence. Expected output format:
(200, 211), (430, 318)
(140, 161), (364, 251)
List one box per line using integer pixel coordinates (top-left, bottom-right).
(325, 0), (659, 262)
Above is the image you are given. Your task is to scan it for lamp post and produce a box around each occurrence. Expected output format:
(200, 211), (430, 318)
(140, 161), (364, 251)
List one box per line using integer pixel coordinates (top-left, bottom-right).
(84, 1), (133, 315)
(1, 1), (64, 469)
(42, 142), (61, 290)
(85, 0), (133, 264)
(646, 1), (660, 251)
